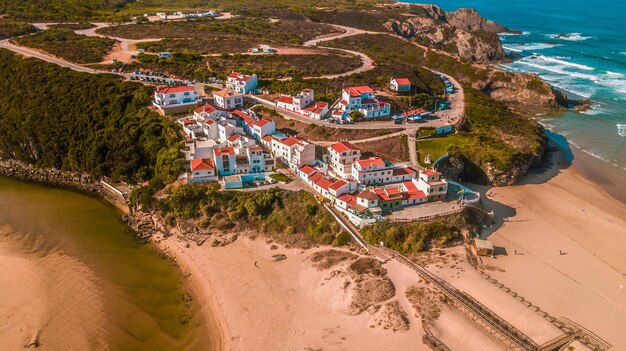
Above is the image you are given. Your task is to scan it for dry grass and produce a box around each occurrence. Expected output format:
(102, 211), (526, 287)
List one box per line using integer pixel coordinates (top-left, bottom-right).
(359, 135), (408, 162)
(309, 249), (358, 270)
(406, 285), (448, 323)
(368, 300), (410, 332)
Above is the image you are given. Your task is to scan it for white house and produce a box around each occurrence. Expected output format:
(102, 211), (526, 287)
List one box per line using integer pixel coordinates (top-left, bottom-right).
(194, 104), (227, 122)
(189, 158), (218, 183)
(415, 170), (448, 201)
(351, 157), (391, 185)
(271, 136), (315, 170)
(276, 89), (329, 119)
(248, 118), (276, 140)
(226, 72), (258, 94)
(213, 89), (243, 109)
(390, 77), (411, 93)
(328, 141), (361, 179)
(337, 86), (390, 119)
(153, 86), (200, 115)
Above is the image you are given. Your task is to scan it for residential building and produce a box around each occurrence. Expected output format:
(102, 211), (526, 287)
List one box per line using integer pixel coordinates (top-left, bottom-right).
(337, 86), (390, 119)
(248, 118), (276, 140)
(189, 158), (217, 183)
(390, 77), (411, 92)
(194, 104), (227, 122)
(153, 86), (200, 114)
(213, 89), (243, 109)
(275, 89), (329, 119)
(271, 136), (315, 170)
(415, 170), (448, 201)
(226, 72), (258, 94)
(328, 141), (360, 179)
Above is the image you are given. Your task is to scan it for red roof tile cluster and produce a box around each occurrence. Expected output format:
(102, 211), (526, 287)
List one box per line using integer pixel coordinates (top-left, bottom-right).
(214, 147), (235, 157)
(194, 104), (217, 114)
(299, 165), (316, 175)
(191, 158), (214, 171)
(155, 86), (195, 94)
(392, 166), (417, 176)
(344, 86), (374, 97)
(279, 136), (304, 147)
(329, 141), (359, 153)
(357, 190), (378, 201)
(422, 170), (440, 177)
(355, 157), (386, 168)
(227, 72), (252, 81)
(277, 95), (293, 104)
(329, 179), (348, 191)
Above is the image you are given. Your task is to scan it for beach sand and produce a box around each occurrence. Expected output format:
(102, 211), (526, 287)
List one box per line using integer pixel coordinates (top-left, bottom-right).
(468, 148), (626, 348)
(0, 226), (108, 351)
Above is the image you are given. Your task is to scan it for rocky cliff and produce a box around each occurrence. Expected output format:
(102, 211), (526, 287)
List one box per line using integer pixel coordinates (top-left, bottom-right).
(383, 4), (510, 62)
(474, 72), (568, 113)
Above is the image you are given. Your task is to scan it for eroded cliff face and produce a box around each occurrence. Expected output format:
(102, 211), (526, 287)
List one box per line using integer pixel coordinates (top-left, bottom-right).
(474, 73), (568, 113)
(383, 4), (509, 63)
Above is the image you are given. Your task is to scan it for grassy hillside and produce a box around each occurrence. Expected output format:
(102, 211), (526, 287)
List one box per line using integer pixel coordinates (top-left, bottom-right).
(0, 49), (183, 183)
(12, 29), (117, 63)
(134, 183), (347, 247)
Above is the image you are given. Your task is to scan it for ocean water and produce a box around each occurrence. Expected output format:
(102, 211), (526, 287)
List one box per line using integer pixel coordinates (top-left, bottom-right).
(405, 0), (626, 170)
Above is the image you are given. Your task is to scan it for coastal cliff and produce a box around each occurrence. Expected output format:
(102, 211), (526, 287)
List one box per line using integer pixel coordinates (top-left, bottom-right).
(383, 4), (509, 62)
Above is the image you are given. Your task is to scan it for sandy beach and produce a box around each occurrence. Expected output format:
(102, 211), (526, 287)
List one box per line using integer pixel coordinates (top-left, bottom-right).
(0, 226), (108, 351)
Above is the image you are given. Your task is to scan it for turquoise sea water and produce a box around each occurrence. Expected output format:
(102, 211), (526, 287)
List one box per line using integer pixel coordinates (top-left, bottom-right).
(405, 0), (626, 170)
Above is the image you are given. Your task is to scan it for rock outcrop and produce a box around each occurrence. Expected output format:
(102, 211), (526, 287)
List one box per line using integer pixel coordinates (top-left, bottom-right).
(383, 4), (509, 62)
(474, 72), (568, 113)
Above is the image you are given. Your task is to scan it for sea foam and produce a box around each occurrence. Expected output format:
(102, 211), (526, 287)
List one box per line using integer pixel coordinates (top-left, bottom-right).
(546, 33), (593, 41)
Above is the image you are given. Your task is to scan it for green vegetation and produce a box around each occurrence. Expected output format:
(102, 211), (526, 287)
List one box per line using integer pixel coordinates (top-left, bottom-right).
(0, 0), (133, 21)
(362, 221), (462, 254)
(526, 79), (549, 94)
(361, 208), (483, 254)
(12, 29), (117, 63)
(98, 18), (341, 44)
(417, 127), (436, 139)
(416, 133), (474, 166)
(0, 49), (184, 183)
(0, 21), (37, 39)
(49, 22), (97, 30)
(152, 184), (345, 246)
(269, 173), (291, 183)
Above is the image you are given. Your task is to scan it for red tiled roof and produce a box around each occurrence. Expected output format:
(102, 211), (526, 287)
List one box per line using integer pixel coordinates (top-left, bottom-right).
(227, 134), (242, 142)
(191, 158), (214, 171)
(249, 146), (263, 152)
(337, 193), (356, 203)
(392, 78), (411, 86)
(194, 104), (216, 113)
(213, 89), (241, 98)
(329, 180), (348, 191)
(228, 72), (252, 81)
(262, 135), (273, 142)
(277, 96), (293, 104)
(406, 189), (426, 200)
(392, 166), (417, 176)
(422, 170), (440, 176)
(315, 177), (335, 191)
(214, 147), (235, 156)
(231, 110), (253, 122)
(205, 120), (215, 125)
(355, 157), (386, 168)
(357, 190), (378, 201)
(402, 108), (427, 117)
(344, 86), (374, 97)
(330, 141), (359, 153)
(308, 172), (323, 183)
(156, 86), (195, 94)
(251, 118), (272, 128)
(279, 136), (303, 147)
(299, 165), (316, 175)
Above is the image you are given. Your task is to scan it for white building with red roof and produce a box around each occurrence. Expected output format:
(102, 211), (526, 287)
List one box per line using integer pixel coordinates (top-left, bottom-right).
(275, 89), (329, 120)
(189, 158), (217, 183)
(193, 103), (228, 121)
(271, 136), (315, 170)
(226, 72), (258, 94)
(415, 170), (448, 201)
(328, 141), (361, 179)
(153, 86), (200, 115)
(390, 77), (412, 93)
(213, 89), (243, 109)
(248, 118), (276, 140)
(337, 85), (390, 119)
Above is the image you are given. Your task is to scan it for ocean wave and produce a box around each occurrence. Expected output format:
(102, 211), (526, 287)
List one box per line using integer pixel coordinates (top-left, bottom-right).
(546, 33), (593, 41)
(606, 71), (624, 78)
(498, 31), (530, 36)
(502, 43), (560, 52)
(531, 54), (595, 71)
